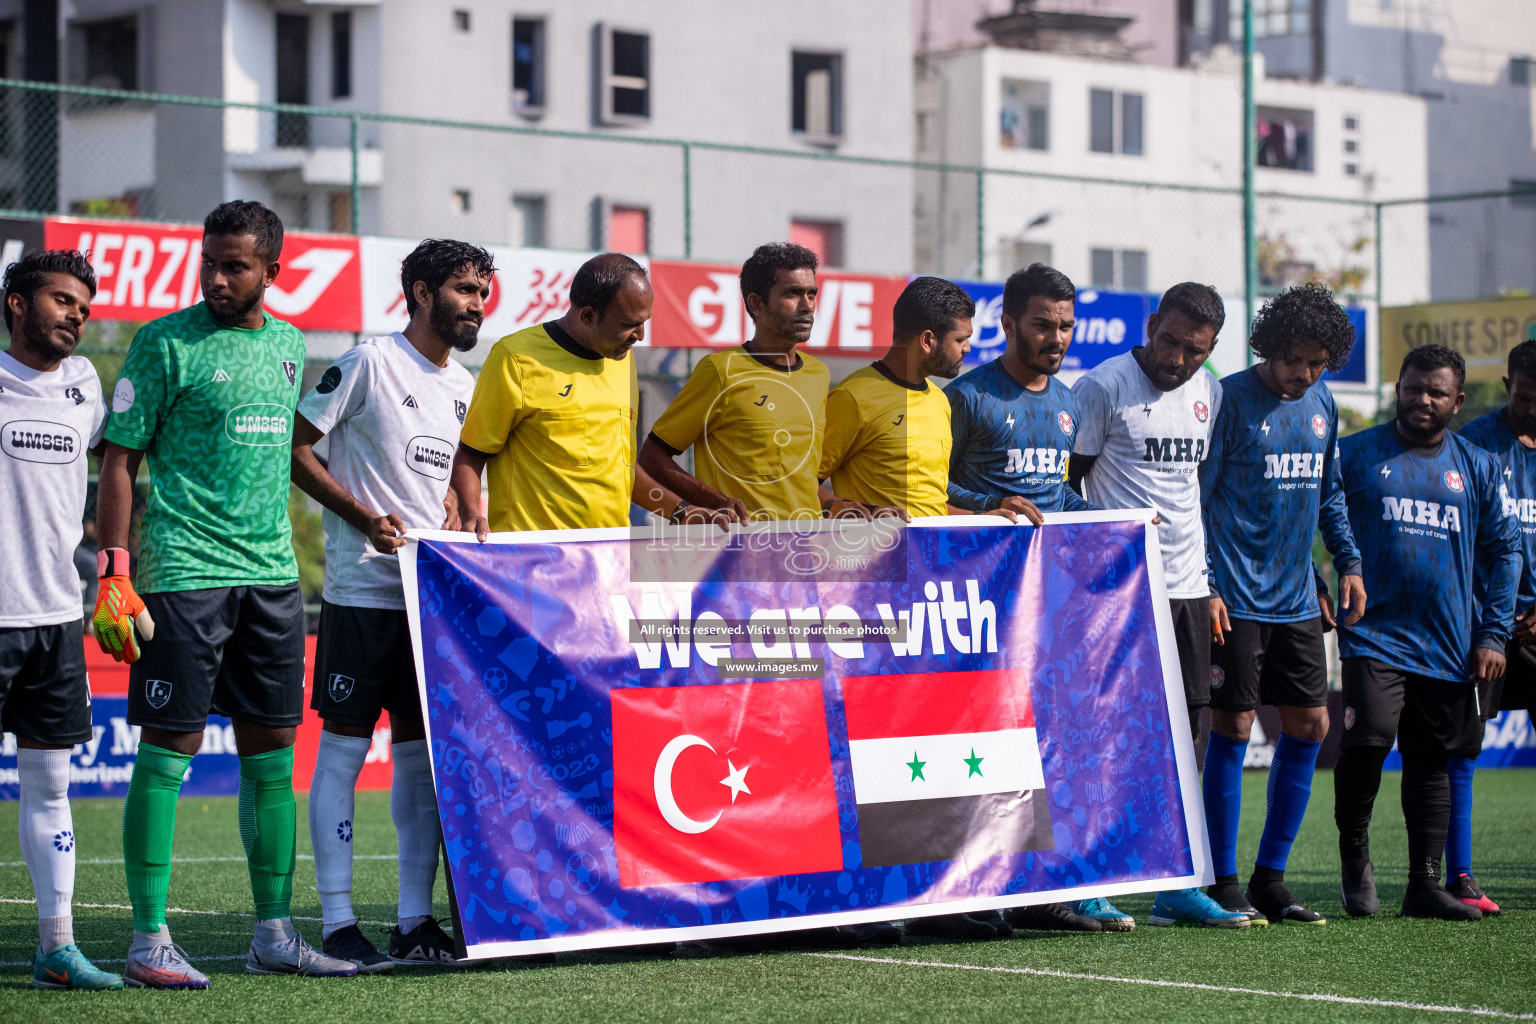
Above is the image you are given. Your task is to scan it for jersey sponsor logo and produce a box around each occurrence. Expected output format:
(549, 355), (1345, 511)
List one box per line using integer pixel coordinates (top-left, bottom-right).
(112, 377), (135, 413)
(315, 365), (342, 394)
(1141, 437), (1207, 464)
(1444, 470), (1465, 492)
(1263, 452), (1325, 480)
(402, 394), (419, 409)
(1193, 401), (1209, 423)
(1005, 412), (1015, 429)
(145, 678), (172, 710)
(212, 368), (231, 383)
(1057, 411), (1074, 435)
(407, 434), (455, 480)
(1261, 421), (1270, 435)
(1003, 447), (1069, 477)
(892, 413), (904, 426)
(454, 399), (467, 424)
(1311, 414), (1327, 438)
(1500, 486), (1536, 523)
(1381, 495), (1462, 533)
(1210, 665), (1225, 690)
(559, 383), (574, 398)
(65, 386), (85, 405)
(282, 360), (297, 386)
(328, 673), (355, 703)
(1380, 466), (1391, 479)
(2, 419), (82, 464)
(225, 403), (292, 446)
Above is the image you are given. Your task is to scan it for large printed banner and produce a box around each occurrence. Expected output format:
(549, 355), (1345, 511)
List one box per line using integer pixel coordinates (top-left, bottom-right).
(402, 514), (1210, 958)
(649, 259), (907, 355)
(954, 282), (1148, 372)
(45, 217), (363, 333)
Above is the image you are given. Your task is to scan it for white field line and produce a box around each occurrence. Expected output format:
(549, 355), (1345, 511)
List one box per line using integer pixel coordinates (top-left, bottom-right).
(0, 854), (397, 868)
(804, 953), (1536, 1021)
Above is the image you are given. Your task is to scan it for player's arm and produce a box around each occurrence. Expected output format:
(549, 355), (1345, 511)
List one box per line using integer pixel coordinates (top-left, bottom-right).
(813, 388), (890, 520)
(1318, 409), (1366, 626)
(1067, 377), (1110, 499)
(638, 434), (749, 521)
(290, 414), (404, 554)
(449, 443), (492, 542)
(632, 463), (738, 529)
(1198, 401), (1232, 643)
(1471, 458), (1522, 680)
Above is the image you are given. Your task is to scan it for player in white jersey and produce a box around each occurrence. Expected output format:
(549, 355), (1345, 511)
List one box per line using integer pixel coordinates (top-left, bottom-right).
(0, 250), (122, 989)
(290, 239), (491, 971)
(1069, 281), (1249, 929)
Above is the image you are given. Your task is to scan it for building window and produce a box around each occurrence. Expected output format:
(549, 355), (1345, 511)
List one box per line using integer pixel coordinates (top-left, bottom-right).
(70, 15), (139, 91)
(513, 18), (546, 113)
(511, 194), (547, 247)
(1343, 115), (1358, 131)
(331, 12), (352, 99)
(1090, 248), (1147, 291)
(1000, 79), (1049, 151)
(453, 189), (472, 214)
(276, 14), (310, 147)
(1512, 180), (1536, 210)
(598, 25), (650, 123)
(1256, 106), (1313, 171)
(609, 205), (649, 253)
(1011, 241), (1052, 272)
(791, 219), (844, 268)
(1232, 0), (1311, 40)
(454, 10), (472, 33)
(1090, 88), (1143, 156)
(1344, 163), (1358, 177)
(1343, 138), (1357, 154)
(792, 51), (843, 139)
(1511, 57), (1534, 85)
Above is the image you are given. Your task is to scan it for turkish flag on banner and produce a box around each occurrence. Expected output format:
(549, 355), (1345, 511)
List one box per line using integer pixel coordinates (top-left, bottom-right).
(610, 679), (843, 888)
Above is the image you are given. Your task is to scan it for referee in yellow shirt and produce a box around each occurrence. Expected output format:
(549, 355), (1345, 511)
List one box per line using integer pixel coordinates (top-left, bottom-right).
(638, 242), (866, 522)
(450, 253), (730, 537)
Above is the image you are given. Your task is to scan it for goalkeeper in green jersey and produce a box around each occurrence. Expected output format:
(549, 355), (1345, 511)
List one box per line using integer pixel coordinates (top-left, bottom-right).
(94, 201), (356, 987)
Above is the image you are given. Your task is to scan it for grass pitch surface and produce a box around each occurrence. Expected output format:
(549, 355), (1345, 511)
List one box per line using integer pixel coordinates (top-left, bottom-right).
(0, 769), (1532, 1023)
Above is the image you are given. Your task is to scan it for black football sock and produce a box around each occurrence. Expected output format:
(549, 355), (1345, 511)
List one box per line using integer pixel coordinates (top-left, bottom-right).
(1334, 745), (1389, 844)
(1401, 750), (1450, 889)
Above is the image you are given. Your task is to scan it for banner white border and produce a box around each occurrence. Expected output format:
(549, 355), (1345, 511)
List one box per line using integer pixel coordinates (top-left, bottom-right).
(401, 509), (1211, 959)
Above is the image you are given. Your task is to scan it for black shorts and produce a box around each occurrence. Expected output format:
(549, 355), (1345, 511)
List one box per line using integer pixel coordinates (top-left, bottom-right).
(1484, 640), (1536, 716)
(0, 620), (92, 746)
(1340, 657), (1484, 760)
(1170, 597), (1211, 710)
(128, 585), (306, 732)
(310, 602), (421, 728)
(1209, 617), (1327, 712)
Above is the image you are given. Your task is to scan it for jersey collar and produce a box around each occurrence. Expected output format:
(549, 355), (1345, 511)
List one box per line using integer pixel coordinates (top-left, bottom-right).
(543, 320), (602, 361)
(870, 359), (929, 392)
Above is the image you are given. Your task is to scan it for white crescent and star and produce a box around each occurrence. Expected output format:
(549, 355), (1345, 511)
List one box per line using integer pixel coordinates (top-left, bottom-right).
(653, 734), (752, 835)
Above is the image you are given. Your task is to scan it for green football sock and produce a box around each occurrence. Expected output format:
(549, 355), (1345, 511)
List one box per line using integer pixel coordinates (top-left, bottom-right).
(122, 743), (192, 933)
(238, 747), (297, 921)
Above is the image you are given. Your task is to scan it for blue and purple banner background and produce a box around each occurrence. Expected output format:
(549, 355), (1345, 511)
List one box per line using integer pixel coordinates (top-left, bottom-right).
(402, 514), (1211, 959)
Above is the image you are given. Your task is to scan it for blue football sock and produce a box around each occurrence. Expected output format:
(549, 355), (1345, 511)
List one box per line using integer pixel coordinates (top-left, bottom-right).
(1202, 731), (1248, 879)
(1445, 754), (1476, 879)
(1255, 733), (1322, 872)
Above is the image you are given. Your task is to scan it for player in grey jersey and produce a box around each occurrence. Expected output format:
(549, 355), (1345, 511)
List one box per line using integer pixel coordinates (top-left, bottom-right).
(290, 239), (492, 970)
(0, 250), (122, 989)
(1069, 281), (1249, 930)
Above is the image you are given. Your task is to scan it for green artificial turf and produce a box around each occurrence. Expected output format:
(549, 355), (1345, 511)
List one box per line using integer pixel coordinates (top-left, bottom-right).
(0, 769), (1532, 1023)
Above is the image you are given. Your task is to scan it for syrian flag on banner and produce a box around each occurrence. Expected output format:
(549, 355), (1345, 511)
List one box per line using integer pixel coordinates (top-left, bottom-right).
(842, 669), (1053, 868)
(610, 679), (843, 888)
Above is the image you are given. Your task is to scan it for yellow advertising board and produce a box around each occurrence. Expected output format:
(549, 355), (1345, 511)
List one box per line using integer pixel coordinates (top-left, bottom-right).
(1381, 297), (1536, 382)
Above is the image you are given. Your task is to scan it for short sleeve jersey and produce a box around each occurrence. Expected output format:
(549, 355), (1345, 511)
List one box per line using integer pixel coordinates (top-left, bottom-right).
(1071, 350), (1221, 599)
(651, 346), (830, 521)
(945, 361), (1094, 514)
(102, 303), (305, 593)
(1459, 408), (1536, 616)
(1336, 423), (1520, 682)
(1199, 368), (1361, 623)
(297, 334), (474, 610)
(817, 362), (951, 518)
(459, 321), (636, 533)
(0, 350), (107, 627)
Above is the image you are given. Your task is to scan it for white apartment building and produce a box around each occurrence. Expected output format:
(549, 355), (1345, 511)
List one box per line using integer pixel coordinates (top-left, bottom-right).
(2, 0), (915, 271)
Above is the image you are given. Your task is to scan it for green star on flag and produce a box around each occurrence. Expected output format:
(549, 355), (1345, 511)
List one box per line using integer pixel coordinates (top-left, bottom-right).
(964, 748), (984, 777)
(907, 751), (926, 782)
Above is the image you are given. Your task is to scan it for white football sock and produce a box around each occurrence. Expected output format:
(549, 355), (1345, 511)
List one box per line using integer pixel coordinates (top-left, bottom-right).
(391, 740), (440, 924)
(308, 731), (370, 939)
(18, 748), (74, 948)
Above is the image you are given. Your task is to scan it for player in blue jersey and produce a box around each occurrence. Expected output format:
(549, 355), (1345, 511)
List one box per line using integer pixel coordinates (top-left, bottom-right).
(1333, 345), (1519, 921)
(946, 263), (1134, 935)
(1448, 339), (1536, 916)
(1199, 285), (1366, 926)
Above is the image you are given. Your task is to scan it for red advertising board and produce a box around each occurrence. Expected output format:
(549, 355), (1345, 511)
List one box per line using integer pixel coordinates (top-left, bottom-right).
(649, 259), (904, 356)
(45, 217), (363, 333)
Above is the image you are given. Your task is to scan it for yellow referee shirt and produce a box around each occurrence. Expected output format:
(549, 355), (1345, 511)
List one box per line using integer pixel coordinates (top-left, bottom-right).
(650, 346), (830, 520)
(817, 362), (953, 518)
(459, 321), (636, 532)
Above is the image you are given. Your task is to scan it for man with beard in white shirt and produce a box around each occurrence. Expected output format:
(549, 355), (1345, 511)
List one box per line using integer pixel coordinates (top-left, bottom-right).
(0, 249), (123, 989)
(290, 239), (492, 971)
(1069, 280), (1249, 929)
